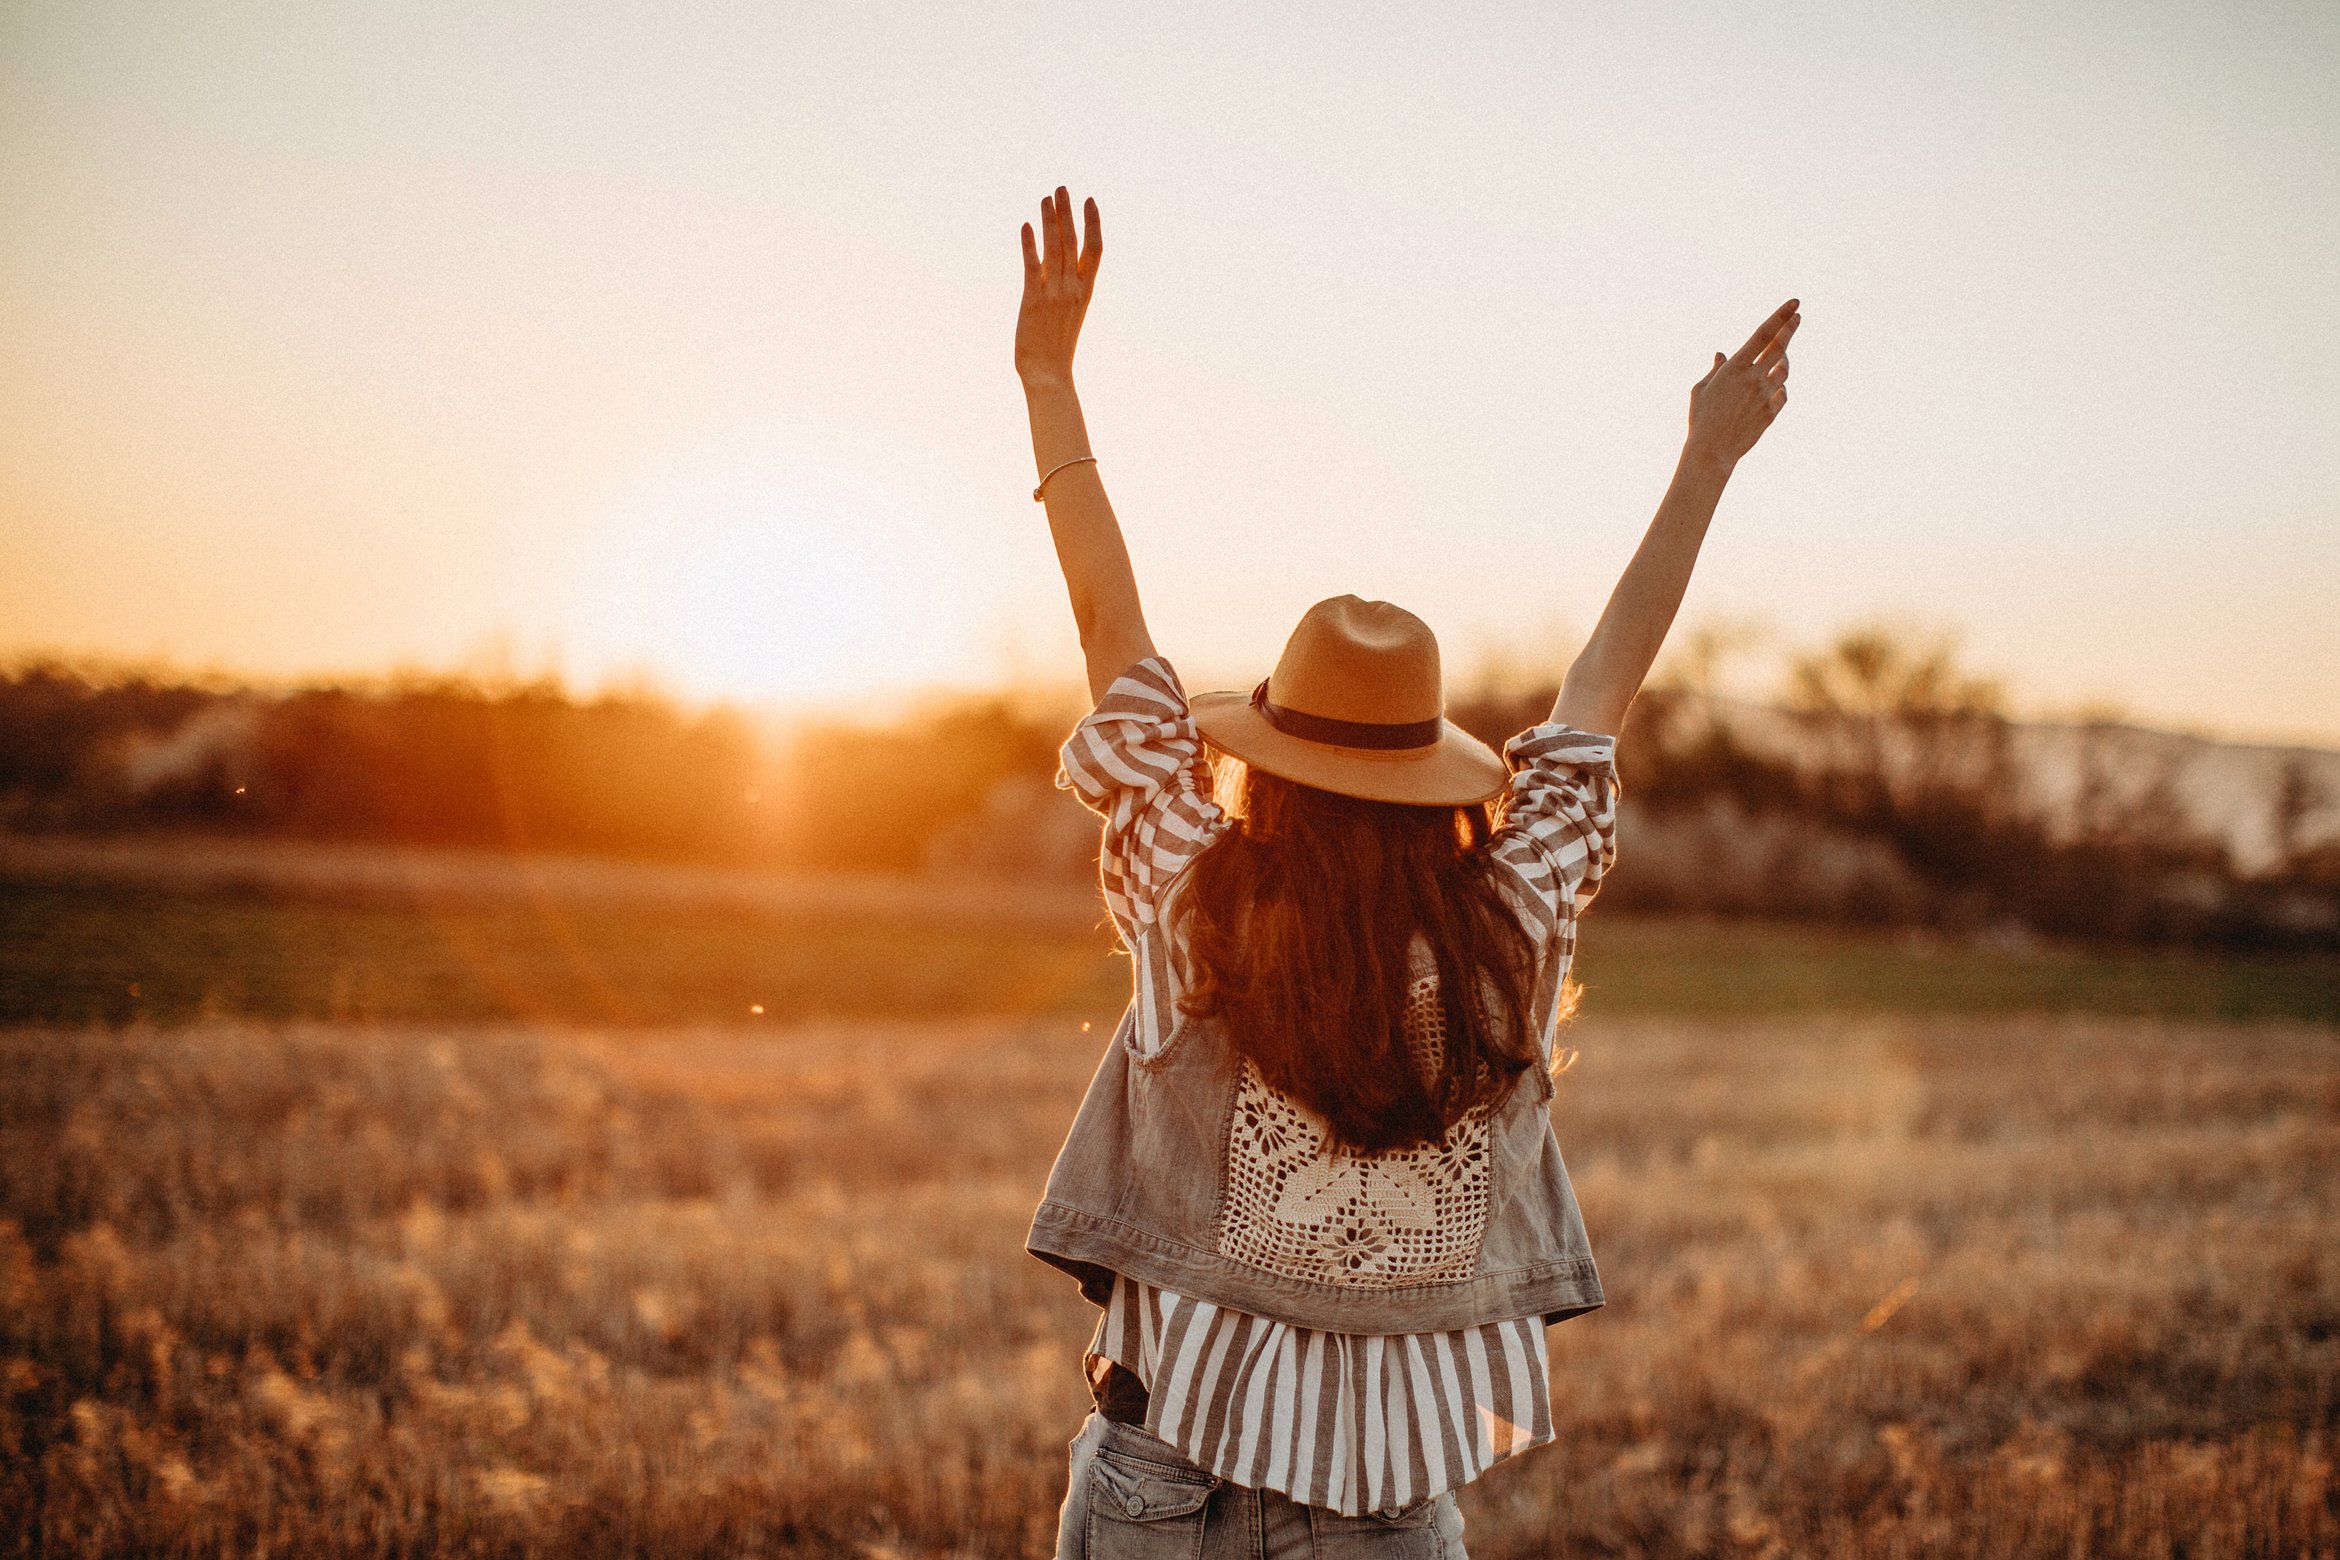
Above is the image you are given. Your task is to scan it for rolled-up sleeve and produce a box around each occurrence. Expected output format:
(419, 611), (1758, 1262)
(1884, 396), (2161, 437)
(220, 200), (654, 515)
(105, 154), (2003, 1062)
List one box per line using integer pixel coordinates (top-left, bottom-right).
(1056, 656), (1229, 947)
(1487, 723), (1621, 942)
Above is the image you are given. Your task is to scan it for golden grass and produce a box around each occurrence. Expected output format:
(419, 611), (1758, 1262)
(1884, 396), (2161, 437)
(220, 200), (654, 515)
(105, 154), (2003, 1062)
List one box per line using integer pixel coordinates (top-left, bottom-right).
(2, 1014), (2335, 1556)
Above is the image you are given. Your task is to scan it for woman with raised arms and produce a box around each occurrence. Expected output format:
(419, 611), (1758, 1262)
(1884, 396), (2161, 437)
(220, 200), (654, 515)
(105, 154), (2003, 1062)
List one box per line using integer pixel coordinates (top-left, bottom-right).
(1014, 186), (1796, 1558)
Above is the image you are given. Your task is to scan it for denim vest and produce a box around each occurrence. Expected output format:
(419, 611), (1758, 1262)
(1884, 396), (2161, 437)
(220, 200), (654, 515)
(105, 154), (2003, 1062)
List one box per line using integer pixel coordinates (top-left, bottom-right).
(1026, 962), (1604, 1334)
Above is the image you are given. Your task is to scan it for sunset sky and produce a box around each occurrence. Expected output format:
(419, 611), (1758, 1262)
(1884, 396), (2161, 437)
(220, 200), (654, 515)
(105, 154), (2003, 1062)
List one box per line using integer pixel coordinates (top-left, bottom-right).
(3, 2), (2335, 743)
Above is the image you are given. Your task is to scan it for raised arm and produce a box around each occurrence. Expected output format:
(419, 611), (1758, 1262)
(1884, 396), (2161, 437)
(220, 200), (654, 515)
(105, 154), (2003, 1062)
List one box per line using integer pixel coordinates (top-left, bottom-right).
(1552, 299), (1801, 736)
(1017, 186), (1157, 703)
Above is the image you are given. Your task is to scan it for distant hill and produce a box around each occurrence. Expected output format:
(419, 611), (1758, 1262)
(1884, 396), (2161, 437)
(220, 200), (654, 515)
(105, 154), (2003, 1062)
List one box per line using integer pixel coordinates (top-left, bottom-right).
(1701, 698), (2340, 873)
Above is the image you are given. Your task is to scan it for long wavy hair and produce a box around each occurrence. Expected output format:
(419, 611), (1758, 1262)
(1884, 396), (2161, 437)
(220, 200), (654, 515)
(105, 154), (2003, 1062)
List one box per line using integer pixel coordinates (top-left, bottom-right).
(1169, 762), (1543, 1154)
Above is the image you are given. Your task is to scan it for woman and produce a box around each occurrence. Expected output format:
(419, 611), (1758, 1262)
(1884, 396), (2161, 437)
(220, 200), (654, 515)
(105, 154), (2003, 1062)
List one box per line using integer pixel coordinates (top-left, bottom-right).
(1016, 186), (1795, 1557)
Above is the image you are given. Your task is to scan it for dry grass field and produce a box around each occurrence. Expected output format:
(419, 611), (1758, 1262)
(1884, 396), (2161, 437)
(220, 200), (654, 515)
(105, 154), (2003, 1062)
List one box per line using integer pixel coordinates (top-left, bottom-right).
(3, 1009), (2335, 1557)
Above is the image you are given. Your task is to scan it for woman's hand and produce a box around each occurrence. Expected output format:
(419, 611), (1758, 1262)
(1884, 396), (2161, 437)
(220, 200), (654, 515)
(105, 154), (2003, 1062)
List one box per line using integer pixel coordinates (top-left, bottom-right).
(1685, 298), (1799, 468)
(1554, 298), (1802, 735)
(1016, 187), (1102, 389)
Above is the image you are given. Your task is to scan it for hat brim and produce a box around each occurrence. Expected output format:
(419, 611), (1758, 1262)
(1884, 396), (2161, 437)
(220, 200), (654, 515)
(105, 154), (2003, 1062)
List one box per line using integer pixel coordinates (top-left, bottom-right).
(1189, 690), (1508, 807)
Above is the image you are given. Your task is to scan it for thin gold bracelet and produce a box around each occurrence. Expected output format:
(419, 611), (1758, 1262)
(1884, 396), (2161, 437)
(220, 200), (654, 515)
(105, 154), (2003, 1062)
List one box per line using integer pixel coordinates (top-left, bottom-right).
(1032, 454), (1098, 502)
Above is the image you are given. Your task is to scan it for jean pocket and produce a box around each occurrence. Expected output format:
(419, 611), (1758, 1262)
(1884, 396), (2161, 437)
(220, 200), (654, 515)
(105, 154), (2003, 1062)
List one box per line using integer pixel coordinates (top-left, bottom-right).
(1309, 1495), (1446, 1559)
(1081, 1445), (1216, 1558)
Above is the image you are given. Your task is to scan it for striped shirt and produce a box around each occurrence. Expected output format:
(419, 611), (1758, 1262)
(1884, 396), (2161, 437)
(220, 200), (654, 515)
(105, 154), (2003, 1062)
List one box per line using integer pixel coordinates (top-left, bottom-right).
(1055, 655), (1619, 1517)
(1090, 1278), (1554, 1517)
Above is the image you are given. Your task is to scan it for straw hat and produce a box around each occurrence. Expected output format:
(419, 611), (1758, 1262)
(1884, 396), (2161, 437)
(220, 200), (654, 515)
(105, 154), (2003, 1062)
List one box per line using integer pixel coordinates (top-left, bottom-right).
(1190, 596), (1508, 806)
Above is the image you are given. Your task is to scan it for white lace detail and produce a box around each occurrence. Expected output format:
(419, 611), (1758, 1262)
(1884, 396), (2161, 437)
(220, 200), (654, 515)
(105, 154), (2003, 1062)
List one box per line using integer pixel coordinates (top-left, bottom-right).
(1215, 968), (1494, 1289)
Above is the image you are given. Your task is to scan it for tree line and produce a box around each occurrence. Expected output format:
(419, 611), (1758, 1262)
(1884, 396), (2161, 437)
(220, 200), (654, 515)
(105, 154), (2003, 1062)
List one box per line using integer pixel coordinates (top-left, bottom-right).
(2, 632), (2333, 950)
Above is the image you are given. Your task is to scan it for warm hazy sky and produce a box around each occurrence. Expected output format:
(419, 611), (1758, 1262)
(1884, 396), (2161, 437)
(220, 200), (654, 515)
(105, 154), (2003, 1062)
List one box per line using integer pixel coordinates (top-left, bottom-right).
(3, 2), (2336, 741)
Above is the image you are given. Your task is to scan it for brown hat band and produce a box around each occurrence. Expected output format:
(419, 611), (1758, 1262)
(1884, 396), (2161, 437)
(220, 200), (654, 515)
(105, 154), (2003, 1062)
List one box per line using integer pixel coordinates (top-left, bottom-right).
(1249, 680), (1443, 752)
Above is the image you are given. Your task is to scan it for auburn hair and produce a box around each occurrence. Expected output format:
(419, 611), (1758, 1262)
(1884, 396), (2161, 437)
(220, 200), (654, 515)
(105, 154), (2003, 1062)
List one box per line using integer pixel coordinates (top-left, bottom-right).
(1169, 763), (1542, 1154)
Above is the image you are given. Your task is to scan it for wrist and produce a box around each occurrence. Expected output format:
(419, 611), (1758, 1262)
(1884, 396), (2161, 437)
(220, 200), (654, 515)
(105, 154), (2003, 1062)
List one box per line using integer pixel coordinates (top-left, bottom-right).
(1679, 439), (1736, 481)
(1019, 367), (1078, 398)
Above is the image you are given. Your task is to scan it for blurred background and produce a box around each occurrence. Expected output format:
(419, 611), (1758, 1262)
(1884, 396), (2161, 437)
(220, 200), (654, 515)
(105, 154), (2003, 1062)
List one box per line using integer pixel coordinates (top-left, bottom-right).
(1, 3), (2334, 1556)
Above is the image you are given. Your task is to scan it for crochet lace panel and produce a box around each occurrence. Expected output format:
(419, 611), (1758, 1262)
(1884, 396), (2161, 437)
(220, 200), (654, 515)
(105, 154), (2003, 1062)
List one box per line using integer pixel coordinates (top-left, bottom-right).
(1215, 967), (1494, 1290)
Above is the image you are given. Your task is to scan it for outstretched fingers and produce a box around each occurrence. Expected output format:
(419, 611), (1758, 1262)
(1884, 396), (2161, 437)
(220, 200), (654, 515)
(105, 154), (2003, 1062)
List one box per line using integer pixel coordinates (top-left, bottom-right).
(1753, 316), (1800, 375)
(1027, 186), (1102, 293)
(1731, 298), (1800, 368)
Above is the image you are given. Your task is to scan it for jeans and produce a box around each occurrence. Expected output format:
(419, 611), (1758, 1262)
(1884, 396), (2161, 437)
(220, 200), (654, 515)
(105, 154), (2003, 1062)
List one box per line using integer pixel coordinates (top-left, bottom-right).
(1054, 1413), (1468, 1559)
